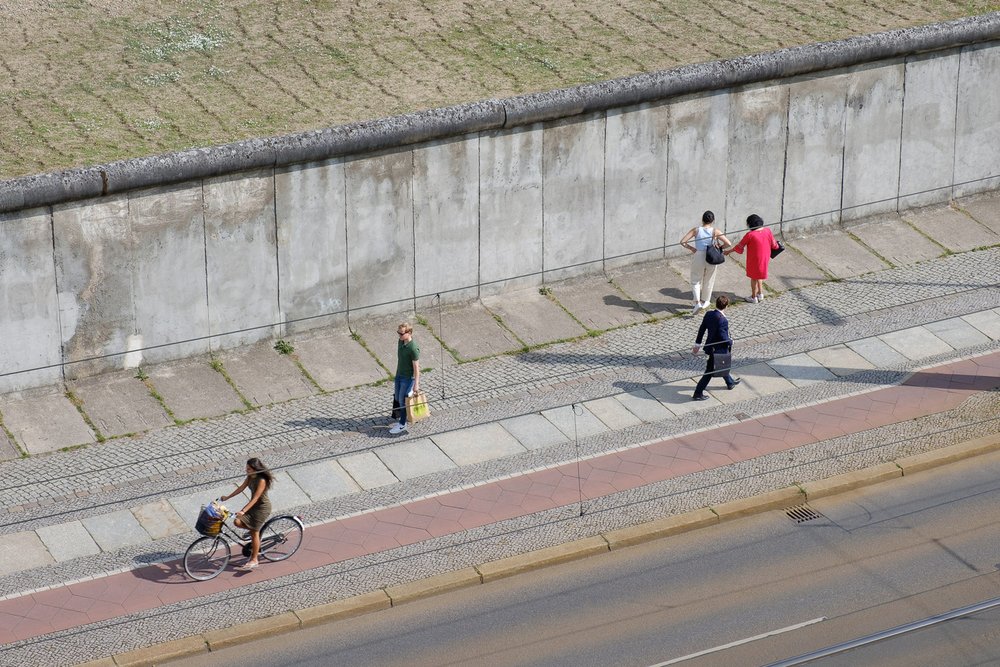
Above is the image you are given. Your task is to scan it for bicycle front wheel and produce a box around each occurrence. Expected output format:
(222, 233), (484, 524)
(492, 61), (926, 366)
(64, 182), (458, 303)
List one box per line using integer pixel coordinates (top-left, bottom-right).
(259, 515), (303, 562)
(184, 535), (231, 580)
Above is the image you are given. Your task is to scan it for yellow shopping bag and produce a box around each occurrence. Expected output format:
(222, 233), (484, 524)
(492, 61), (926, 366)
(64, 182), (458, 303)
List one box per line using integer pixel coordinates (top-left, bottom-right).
(405, 390), (431, 423)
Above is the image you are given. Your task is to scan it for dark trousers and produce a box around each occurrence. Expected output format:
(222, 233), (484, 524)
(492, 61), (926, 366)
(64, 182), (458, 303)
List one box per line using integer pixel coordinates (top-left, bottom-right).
(694, 353), (735, 397)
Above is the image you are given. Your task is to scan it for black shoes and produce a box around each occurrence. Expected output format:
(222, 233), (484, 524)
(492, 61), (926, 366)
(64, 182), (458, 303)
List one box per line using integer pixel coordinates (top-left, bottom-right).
(692, 394), (709, 401)
(728, 378), (742, 390)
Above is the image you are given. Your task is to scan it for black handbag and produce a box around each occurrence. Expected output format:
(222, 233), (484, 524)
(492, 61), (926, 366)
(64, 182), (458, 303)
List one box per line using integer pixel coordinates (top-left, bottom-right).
(711, 352), (732, 375)
(705, 239), (725, 265)
(770, 241), (785, 259)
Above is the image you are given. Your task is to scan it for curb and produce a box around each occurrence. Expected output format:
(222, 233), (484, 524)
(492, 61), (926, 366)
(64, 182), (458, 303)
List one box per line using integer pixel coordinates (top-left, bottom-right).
(83, 432), (1000, 667)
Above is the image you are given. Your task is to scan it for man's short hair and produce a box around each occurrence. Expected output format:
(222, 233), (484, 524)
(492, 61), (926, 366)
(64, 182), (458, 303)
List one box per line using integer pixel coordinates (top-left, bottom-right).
(716, 295), (730, 310)
(397, 322), (413, 334)
(702, 210), (715, 224)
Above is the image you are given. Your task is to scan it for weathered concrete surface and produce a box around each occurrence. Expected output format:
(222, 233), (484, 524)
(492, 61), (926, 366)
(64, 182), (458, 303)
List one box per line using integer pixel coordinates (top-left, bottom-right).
(68, 371), (172, 438)
(347, 313), (429, 377)
(879, 326), (954, 360)
(607, 259), (689, 316)
(498, 413), (569, 451)
(203, 170), (279, 350)
(482, 288), (584, 347)
(957, 191), (1000, 236)
(0, 531), (53, 576)
(416, 301), (522, 362)
(786, 229), (889, 279)
(35, 521), (100, 562)
(291, 329), (386, 392)
(540, 404), (609, 440)
(376, 438), (456, 481)
(783, 73), (849, 232)
(0, 386), (94, 454)
(806, 344), (876, 377)
(286, 460), (361, 502)
(131, 499), (189, 540)
(584, 395), (644, 430)
(758, 244), (831, 292)
(337, 451), (399, 489)
(954, 41), (1000, 197)
(128, 183), (210, 364)
(82, 510), (151, 551)
(413, 137), (480, 307)
(0, 430), (18, 460)
(542, 113), (605, 281)
(53, 195), (134, 379)
(217, 343), (315, 407)
(551, 275), (650, 331)
(898, 50), (960, 209)
(842, 61), (904, 221)
(604, 102), (670, 268)
(725, 82), (787, 230)
(147, 357), (246, 422)
(479, 124), (544, 296)
(0, 208), (61, 393)
(430, 423), (527, 466)
(345, 149), (414, 316)
(848, 215), (946, 266)
(275, 159), (349, 333)
(904, 204), (1000, 253)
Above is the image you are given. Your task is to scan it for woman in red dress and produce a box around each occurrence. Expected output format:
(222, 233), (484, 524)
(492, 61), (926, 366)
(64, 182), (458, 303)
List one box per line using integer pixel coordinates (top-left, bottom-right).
(726, 214), (779, 303)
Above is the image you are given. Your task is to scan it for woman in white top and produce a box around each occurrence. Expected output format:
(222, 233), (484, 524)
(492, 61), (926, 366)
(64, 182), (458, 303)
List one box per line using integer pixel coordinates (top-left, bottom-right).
(679, 210), (732, 314)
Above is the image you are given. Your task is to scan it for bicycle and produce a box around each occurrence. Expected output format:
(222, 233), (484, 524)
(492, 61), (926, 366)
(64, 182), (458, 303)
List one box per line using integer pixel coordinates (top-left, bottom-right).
(183, 507), (304, 581)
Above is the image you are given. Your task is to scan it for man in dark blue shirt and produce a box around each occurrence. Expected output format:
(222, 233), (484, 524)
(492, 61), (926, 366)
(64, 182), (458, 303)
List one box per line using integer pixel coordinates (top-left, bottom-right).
(691, 295), (741, 400)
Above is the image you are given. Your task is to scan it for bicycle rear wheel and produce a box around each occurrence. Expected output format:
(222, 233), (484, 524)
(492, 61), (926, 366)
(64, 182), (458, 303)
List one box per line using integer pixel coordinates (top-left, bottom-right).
(259, 515), (303, 562)
(184, 535), (231, 580)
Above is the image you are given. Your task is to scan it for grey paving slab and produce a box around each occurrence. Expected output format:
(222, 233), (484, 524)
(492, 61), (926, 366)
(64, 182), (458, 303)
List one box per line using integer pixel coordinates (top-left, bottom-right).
(845, 336), (911, 368)
(219, 342), (317, 406)
(0, 428), (19, 461)
(0, 531), (54, 576)
(338, 451), (399, 490)
(583, 396), (645, 430)
(962, 310), (1000, 340)
(903, 204), (1000, 253)
(147, 356), (246, 421)
(430, 423), (527, 466)
(498, 414), (569, 451)
(923, 318), (992, 350)
(709, 374), (764, 405)
(0, 387), (94, 455)
(759, 244), (831, 293)
(540, 404), (609, 440)
(82, 510), (151, 552)
(266, 470), (313, 512)
(612, 389), (674, 423)
(286, 460), (361, 502)
(550, 275), (650, 332)
(348, 314), (429, 377)
(732, 362), (798, 397)
(878, 326), (954, 361)
(787, 229), (890, 279)
(375, 438), (456, 481)
(607, 258), (688, 316)
(415, 301), (522, 362)
(291, 329), (387, 392)
(957, 191), (1000, 237)
(169, 484), (235, 526)
(36, 521), (100, 562)
(68, 371), (172, 437)
(646, 380), (722, 415)
(131, 499), (189, 540)
(847, 215), (944, 266)
(482, 288), (585, 347)
(806, 344), (876, 377)
(768, 353), (840, 387)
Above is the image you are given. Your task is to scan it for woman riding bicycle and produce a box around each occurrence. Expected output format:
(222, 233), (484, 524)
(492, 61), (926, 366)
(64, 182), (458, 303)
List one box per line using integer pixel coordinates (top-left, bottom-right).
(220, 457), (273, 571)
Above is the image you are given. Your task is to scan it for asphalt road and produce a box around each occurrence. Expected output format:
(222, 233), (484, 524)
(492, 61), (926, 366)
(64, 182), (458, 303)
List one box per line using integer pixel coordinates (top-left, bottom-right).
(175, 450), (1000, 667)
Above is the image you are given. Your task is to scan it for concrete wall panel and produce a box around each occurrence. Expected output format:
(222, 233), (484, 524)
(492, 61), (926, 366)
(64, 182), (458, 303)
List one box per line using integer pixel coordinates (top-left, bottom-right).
(783, 74), (849, 232)
(898, 50), (960, 209)
(129, 183), (210, 363)
(275, 159), (348, 332)
(479, 125), (544, 296)
(53, 196), (134, 379)
(345, 149), (414, 317)
(667, 92), (730, 254)
(726, 83), (788, 234)
(954, 42), (1000, 197)
(203, 170), (279, 350)
(413, 136), (479, 306)
(842, 62), (905, 221)
(0, 209), (61, 392)
(604, 103), (670, 268)
(542, 113), (605, 281)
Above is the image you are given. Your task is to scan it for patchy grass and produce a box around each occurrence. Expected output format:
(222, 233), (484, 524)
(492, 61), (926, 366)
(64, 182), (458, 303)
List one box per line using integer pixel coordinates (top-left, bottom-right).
(0, 0), (997, 177)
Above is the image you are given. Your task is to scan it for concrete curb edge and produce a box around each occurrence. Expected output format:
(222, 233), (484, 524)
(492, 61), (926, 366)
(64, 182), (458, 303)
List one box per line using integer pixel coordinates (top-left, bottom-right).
(86, 431), (1000, 667)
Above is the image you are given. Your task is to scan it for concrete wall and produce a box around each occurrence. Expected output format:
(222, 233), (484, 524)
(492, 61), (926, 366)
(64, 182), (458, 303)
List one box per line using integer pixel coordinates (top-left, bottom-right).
(1, 19), (998, 391)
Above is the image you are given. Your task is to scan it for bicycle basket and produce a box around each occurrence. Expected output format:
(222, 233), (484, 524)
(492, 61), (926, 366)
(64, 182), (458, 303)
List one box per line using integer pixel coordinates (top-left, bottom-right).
(195, 501), (229, 536)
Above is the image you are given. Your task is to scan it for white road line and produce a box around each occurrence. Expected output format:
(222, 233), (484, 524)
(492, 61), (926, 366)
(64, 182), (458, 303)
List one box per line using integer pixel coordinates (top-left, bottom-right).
(648, 617), (826, 667)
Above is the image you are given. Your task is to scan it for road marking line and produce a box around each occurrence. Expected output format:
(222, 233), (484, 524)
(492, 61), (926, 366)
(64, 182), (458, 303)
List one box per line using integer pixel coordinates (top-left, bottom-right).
(648, 617), (826, 666)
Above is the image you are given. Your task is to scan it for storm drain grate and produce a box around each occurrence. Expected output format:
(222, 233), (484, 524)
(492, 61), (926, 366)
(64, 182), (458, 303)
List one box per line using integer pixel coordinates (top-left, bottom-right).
(786, 504), (823, 523)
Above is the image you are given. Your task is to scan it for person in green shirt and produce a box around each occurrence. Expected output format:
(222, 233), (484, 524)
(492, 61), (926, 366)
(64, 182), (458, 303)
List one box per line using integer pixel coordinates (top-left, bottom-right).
(390, 322), (421, 434)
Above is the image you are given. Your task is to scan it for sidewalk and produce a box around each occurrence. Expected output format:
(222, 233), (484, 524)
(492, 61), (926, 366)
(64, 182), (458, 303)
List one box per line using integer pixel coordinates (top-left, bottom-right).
(0, 200), (998, 664)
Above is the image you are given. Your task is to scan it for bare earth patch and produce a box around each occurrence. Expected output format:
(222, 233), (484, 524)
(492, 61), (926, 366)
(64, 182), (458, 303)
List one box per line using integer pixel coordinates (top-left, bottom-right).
(0, 0), (996, 177)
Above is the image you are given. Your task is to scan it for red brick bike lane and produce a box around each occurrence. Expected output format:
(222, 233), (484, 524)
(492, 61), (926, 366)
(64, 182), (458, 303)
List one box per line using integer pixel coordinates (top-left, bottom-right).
(2, 351), (998, 644)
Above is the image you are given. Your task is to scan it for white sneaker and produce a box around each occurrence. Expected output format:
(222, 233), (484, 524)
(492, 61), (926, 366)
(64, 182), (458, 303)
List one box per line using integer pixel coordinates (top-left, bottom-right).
(692, 303), (704, 314)
(756, 294), (764, 302)
(389, 423), (408, 434)
(701, 301), (711, 310)
(745, 296), (756, 303)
